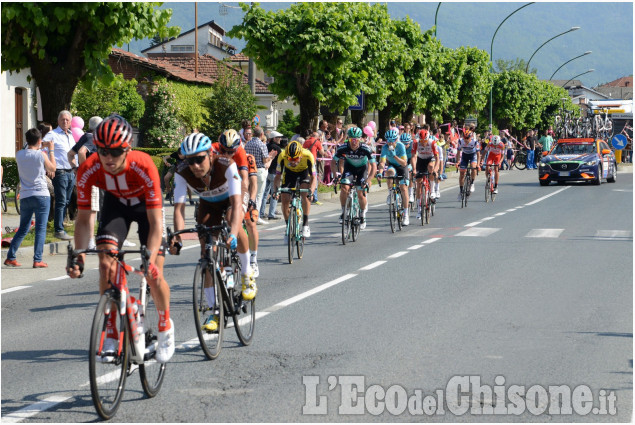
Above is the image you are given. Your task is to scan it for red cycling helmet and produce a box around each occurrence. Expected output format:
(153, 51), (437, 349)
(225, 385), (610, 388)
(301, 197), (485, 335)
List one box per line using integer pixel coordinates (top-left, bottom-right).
(94, 114), (133, 149)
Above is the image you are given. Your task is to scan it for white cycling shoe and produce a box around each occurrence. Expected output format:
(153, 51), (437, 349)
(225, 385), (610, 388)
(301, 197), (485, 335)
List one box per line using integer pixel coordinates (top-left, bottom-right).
(156, 319), (175, 364)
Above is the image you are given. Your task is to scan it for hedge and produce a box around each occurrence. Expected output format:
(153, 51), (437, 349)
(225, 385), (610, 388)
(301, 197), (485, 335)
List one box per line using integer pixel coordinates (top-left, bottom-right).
(1, 157), (19, 187)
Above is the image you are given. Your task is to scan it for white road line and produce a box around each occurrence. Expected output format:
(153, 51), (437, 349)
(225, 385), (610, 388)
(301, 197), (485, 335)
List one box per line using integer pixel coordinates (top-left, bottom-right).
(324, 212), (341, 217)
(455, 227), (500, 237)
(595, 230), (633, 239)
(423, 238), (441, 244)
(408, 245), (424, 250)
(370, 204), (384, 208)
(46, 276), (69, 281)
(515, 206), (524, 209)
(1, 286), (31, 294)
(329, 233), (341, 238)
(525, 229), (565, 238)
(480, 217), (495, 221)
(359, 261), (386, 271)
(387, 251), (408, 259)
(268, 225), (286, 231)
(181, 245), (199, 251)
(2, 395), (72, 423)
(465, 222), (482, 227)
(494, 212), (506, 216)
(273, 274), (357, 308)
(524, 186), (570, 206)
(506, 208), (517, 212)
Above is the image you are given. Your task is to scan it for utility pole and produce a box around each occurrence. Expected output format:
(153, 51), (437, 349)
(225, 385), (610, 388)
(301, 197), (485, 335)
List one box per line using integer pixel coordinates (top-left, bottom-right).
(195, 2), (198, 78)
(248, 2), (256, 94)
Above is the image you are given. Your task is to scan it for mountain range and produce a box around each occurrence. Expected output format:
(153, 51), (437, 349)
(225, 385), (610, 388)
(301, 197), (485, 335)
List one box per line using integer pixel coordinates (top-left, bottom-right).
(124, 2), (633, 89)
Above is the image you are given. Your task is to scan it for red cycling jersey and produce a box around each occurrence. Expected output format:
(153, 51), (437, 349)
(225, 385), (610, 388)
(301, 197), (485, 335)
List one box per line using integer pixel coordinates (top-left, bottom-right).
(76, 150), (163, 210)
(211, 142), (249, 172)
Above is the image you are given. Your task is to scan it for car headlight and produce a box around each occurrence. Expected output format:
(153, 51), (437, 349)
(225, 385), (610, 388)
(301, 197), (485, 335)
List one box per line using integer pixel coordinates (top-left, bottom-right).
(585, 160), (598, 166)
(539, 162), (547, 168)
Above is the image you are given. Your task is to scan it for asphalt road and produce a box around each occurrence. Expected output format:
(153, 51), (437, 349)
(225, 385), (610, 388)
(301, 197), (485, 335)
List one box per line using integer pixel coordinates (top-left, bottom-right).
(2, 168), (632, 422)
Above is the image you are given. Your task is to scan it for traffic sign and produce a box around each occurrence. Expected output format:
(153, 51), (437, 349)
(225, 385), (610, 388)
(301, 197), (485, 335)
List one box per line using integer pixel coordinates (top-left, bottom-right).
(348, 92), (364, 111)
(253, 115), (260, 125)
(611, 134), (627, 150)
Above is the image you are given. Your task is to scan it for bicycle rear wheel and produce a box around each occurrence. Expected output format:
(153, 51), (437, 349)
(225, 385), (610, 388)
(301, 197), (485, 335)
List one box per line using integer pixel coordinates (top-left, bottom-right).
(15, 182), (21, 214)
(425, 189), (431, 224)
(192, 262), (223, 360)
(1, 191), (6, 213)
(296, 228), (304, 259)
(342, 197), (351, 244)
(89, 291), (128, 420)
(231, 256), (255, 345)
(395, 193), (403, 231)
(287, 208), (296, 264)
(351, 201), (360, 242)
(485, 175), (490, 203)
(514, 152), (527, 170)
(388, 190), (396, 233)
(139, 284), (166, 396)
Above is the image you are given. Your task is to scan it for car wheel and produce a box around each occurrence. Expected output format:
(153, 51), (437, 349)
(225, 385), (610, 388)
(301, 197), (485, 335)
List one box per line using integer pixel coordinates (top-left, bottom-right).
(539, 179), (550, 186)
(593, 166), (602, 185)
(607, 162), (617, 183)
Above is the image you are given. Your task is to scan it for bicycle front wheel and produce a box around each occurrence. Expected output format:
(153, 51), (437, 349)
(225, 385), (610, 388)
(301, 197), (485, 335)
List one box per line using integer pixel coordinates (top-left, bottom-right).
(193, 261), (224, 360)
(296, 228), (304, 259)
(388, 191), (396, 233)
(287, 208), (296, 264)
(342, 197), (351, 244)
(1, 192), (6, 213)
(351, 200), (360, 242)
(514, 153), (527, 170)
(15, 182), (21, 214)
(395, 193), (403, 231)
(139, 284), (167, 396)
(424, 190), (431, 224)
(485, 175), (490, 203)
(89, 291), (128, 420)
(231, 257), (255, 345)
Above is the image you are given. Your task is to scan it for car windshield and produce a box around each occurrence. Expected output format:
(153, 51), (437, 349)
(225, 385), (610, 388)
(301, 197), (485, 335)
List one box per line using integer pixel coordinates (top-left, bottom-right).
(552, 143), (595, 155)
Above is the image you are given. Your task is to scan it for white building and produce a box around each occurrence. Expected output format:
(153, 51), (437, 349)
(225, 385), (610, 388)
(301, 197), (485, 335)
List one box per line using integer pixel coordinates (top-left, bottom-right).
(1, 68), (38, 158)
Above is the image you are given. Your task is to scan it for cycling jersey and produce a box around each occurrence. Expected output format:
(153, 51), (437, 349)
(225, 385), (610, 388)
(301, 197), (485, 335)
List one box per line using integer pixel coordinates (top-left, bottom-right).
(401, 139), (414, 160)
(458, 137), (480, 155)
(211, 142), (249, 172)
(413, 138), (439, 160)
(333, 143), (376, 169)
(277, 147), (316, 174)
(76, 150), (162, 210)
(174, 156), (241, 203)
(380, 142), (407, 167)
(486, 140), (505, 156)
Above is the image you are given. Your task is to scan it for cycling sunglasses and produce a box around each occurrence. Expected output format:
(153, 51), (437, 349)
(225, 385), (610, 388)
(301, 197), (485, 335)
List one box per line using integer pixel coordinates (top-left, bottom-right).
(185, 155), (207, 165)
(97, 148), (126, 158)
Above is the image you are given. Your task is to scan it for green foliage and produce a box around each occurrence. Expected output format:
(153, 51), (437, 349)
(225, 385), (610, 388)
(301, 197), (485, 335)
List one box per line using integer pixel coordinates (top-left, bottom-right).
(200, 66), (258, 140)
(166, 80), (213, 133)
(139, 80), (182, 148)
(71, 74), (145, 127)
(450, 47), (494, 119)
(276, 109), (300, 139)
(494, 58), (537, 75)
(1, 3), (179, 121)
(1, 158), (19, 188)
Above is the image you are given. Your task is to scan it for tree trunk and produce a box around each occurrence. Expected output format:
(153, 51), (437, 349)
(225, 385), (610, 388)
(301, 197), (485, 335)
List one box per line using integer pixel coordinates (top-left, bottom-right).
(377, 98), (394, 137)
(401, 105), (414, 125)
(350, 109), (366, 127)
(298, 95), (319, 133)
(31, 64), (82, 124)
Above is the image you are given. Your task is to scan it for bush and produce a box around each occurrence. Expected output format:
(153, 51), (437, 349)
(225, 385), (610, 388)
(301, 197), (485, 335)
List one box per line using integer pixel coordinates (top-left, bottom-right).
(71, 74), (145, 128)
(139, 80), (182, 148)
(276, 109), (299, 139)
(1, 157), (19, 187)
(167, 81), (213, 133)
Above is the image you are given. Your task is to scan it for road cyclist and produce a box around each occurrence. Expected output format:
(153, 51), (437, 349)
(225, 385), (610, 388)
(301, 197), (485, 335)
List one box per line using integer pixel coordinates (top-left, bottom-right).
(169, 131), (257, 334)
(399, 131), (416, 211)
(66, 114), (175, 363)
(457, 127), (481, 202)
(412, 128), (439, 220)
(272, 140), (317, 241)
(331, 126), (377, 230)
(481, 134), (505, 196)
(377, 129), (411, 226)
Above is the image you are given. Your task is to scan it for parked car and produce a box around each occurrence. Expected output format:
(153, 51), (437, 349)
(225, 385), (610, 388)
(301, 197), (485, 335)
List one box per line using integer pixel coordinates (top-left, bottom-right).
(538, 138), (617, 186)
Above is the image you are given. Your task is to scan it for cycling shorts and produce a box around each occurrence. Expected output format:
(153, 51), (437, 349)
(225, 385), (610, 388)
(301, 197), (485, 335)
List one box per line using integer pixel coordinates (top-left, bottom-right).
(486, 153), (502, 166)
(97, 192), (166, 255)
(342, 165), (367, 189)
(282, 168), (311, 189)
(197, 198), (241, 238)
(386, 164), (409, 185)
(459, 152), (478, 170)
(416, 158), (434, 179)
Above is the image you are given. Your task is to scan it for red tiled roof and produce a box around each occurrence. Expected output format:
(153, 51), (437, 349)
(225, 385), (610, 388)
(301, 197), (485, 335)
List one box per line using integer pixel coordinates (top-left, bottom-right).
(229, 53), (250, 62)
(109, 49), (270, 94)
(600, 76), (633, 87)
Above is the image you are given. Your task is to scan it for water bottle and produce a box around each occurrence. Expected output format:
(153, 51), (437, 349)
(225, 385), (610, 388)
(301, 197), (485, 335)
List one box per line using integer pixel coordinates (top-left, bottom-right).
(225, 266), (234, 289)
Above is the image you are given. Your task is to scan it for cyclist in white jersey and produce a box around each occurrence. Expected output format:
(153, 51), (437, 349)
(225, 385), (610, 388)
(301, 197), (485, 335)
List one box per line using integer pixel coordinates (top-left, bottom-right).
(457, 129), (480, 200)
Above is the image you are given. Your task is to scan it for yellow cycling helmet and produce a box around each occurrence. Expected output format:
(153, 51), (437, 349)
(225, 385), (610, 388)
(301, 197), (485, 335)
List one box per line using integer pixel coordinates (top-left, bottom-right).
(286, 140), (303, 160)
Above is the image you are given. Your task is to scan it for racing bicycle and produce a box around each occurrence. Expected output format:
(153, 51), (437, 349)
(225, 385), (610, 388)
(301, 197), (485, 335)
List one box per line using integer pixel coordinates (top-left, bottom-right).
(484, 164), (499, 203)
(167, 217), (255, 360)
(278, 181), (310, 264)
(377, 173), (404, 233)
(67, 244), (165, 420)
(460, 166), (478, 208)
(418, 171), (435, 225)
(334, 176), (366, 244)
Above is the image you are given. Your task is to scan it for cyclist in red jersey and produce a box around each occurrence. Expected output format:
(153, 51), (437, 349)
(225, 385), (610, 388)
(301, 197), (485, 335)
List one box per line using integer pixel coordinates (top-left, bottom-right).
(67, 115), (175, 363)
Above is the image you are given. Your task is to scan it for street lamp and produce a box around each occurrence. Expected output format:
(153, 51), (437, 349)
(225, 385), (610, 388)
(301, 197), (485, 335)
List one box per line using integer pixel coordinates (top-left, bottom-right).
(561, 69), (594, 88)
(549, 51), (592, 80)
(434, 2), (441, 38)
(489, 2), (534, 130)
(525, 26), (580, 73)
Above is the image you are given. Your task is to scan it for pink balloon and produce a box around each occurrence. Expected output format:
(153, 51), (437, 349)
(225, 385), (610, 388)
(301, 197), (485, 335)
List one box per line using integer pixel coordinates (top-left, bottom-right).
(363, 126), (374, 137)
(71, 116), (84, 130)
(71, 127), (84, 142)
(368, 121), (376, 130)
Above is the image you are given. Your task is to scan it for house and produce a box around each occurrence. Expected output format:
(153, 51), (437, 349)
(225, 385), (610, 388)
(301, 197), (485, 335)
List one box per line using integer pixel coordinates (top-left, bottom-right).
(594, 76), (633, 100)
(548, 79), (610, 114)
(109, 48), (281, 130)
(142, 20), (236, 60)
(1, 68), (39, 157)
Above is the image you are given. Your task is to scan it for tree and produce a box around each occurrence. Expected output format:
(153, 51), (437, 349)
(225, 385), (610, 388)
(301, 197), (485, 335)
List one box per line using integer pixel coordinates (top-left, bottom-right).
(167, 80), (213, 133)
(71, 74), (145, 127)
(449, 47), (493, 121)
(200, 66), (259, 140)
(139, 80), (182, 148)
(1, 3), (179, 123)
(229, 3), (369, 131)
(276, 109), (300, 139)
(494, 58), (536, 74)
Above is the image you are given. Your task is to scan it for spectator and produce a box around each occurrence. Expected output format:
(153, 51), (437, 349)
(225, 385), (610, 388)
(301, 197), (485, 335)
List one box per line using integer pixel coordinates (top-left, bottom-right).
(239, 119), (251, 143)
(244, 127), (273, 224)
(525, 129), (537, 169)
(260, 131), (283, 220)
(43, 110), (76, 240)
(303, 133), (325, 205)
(538, 128), (553, 154)
(4, 128), (57, 268)
(334, 118), (346, 145)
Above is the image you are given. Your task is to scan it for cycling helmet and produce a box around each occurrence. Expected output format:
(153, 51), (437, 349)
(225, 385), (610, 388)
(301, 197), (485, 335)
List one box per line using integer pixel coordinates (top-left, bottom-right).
(492, 135), (501, 144)
(286, 140), (303, 160)
(181, 132), (212, 156)
(385, 129), (399, 142)
(463, 129), (472, 139)
(94, 114), (133, 149)
(400, 133), (412, 143)
(219, 129), (241, 150)
(347, 127), (363, 138)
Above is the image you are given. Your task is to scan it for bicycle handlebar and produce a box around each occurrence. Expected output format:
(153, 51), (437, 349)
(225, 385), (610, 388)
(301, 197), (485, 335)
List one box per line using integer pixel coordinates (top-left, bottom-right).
(66, 242), (150, 279)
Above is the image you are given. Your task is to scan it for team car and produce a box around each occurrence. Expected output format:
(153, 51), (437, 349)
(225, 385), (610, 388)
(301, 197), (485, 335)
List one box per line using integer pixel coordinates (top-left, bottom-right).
(538, 138), (617, 186)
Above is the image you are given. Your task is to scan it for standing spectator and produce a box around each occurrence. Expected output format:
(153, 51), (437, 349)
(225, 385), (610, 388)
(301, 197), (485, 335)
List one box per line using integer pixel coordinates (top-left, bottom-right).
(501, 133), (512, 170)
(239, 119), (251, 143)
(334, 118), (346, 145)
(4, 128), (57, 268)
(303, 133), (325, 205)
(538, 128), (553, 154)
(43, 110), (76, 240)
(260, 131), (283, 220)
(245, 127), (273, 224)
(68, 116), (102, 249)
(524, 129), (537, 169)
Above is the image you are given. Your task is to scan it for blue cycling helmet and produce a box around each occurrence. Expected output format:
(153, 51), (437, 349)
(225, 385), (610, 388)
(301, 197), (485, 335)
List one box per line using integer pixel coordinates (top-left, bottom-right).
(181, 132), (212, 156)
(400, 133), (412, 143)
(385, 129), (399, 142)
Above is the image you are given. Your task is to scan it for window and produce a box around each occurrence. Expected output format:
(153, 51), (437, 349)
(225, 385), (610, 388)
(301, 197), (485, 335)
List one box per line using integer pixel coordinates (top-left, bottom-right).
(171, 45), (194, 52)
(209, 30), (221, 47)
